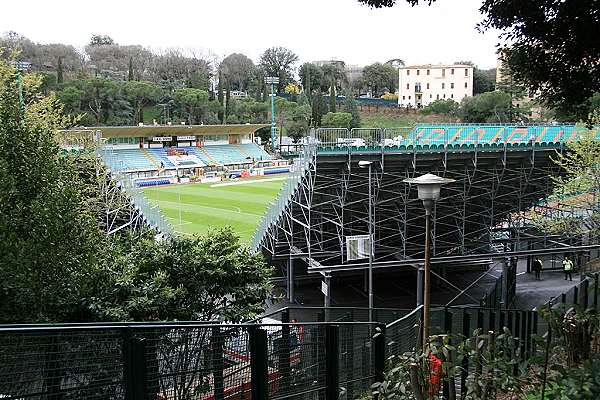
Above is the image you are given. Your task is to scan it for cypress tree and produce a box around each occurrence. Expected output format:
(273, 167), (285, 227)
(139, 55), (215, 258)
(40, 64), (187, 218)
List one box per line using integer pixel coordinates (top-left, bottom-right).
(225, 79), (231, 124)
(329, 81), (336, 113)
(128, 57), (134, 81)
(306, 71), (312, 103)
(56, 57), (63, 84)
(217, 71), (225, 123)
(343, 90), (361, 129)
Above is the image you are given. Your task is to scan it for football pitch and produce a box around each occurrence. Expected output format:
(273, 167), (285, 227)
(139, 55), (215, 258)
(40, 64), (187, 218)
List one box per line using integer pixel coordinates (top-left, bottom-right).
(142, 176), (286, 242)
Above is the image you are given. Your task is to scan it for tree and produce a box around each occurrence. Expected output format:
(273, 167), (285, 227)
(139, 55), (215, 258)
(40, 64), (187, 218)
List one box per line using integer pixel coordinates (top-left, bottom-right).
(299, 63), (324, 96)
(311, 90), (328, 127)
(259, 47), (299, 92)
(92, 228), (271, 322)
(57, 56), (64, 84)
(496, 61), (528, 122)
(220, 53), (255, 92)
(458, 91), (520, 123)
(127, 57), (134, 81)
(217, 71), (225, 123)
(479, 0), (600, 122)
(123, 80), (161, 124)
(357, 0), (434, 6)
(89, 34), (115, 46)
(321, 112), (353, 128)
(361, 63), (398, 97)
(0, 60), (108, 323)
(342, 91), (361, 128)
(172, 88), (210, 124)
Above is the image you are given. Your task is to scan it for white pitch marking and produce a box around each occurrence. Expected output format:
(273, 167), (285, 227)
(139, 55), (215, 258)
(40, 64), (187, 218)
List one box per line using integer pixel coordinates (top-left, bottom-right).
(210, 176), (287, 187)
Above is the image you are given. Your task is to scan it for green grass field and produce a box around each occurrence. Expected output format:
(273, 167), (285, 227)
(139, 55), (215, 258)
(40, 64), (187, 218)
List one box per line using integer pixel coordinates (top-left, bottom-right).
(143, 176), (285, 242)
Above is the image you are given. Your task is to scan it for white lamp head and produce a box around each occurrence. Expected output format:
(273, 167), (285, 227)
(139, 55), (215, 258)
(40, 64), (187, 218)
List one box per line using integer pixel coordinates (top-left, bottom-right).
(403, 173), (455, 211)
(358, 160), (372, 168)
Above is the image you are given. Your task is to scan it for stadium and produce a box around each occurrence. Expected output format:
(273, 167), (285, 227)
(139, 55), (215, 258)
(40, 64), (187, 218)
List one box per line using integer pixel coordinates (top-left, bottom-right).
(61, 122), (600, 310)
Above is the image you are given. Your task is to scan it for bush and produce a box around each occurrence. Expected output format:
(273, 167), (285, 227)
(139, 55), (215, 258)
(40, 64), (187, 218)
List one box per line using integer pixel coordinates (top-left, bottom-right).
(422, 99), (459, 115)
(381, 91), (398, 101)
(321, 112), (352, 128)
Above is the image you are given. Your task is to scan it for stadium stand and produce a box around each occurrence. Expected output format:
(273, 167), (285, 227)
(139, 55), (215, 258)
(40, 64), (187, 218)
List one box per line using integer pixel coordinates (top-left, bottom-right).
(103, 143), (271, 171)
(403, 124), (585, 147)
(103, 148), (155, 171)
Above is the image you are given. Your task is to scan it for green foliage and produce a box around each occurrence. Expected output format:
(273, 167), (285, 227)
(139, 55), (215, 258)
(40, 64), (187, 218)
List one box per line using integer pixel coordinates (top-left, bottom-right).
(532, 128), (600, 237)
(473, 68), (496, 95)
(89, 34), (115, 46)
(422, 99), (459, 115)
(127, 57), (134, 81)
(311, 90), (328, 127)
(374, 330), (526, 400)
(225, 97), (268, 124)
(56, 56), (64, 84)
(458, 91), (528, 123)
(259, 47), (299, 93)
(299, 62), (323, 95)
(360, 63), (398, 97)
(172, 87), (214, 124)
(123, 80), (161, 124)
(0, 61), (107, 323)
(90, 228), (272, 322)
(479, 0), (600, 122)
(321, 112), (352, 128)
(220, 53), (255, 92)
(342, 92), (361, 129)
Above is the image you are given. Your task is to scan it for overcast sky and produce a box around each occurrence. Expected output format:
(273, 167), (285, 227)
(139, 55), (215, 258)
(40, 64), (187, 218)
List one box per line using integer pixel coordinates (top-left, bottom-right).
(1, 0), (500, 69)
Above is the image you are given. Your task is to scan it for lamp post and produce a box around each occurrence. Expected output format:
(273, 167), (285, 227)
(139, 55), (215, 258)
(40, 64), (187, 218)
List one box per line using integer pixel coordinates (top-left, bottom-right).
(264, 76), (279, 150)
(403, 173), (454, 350)
(359, 160), (374, 321)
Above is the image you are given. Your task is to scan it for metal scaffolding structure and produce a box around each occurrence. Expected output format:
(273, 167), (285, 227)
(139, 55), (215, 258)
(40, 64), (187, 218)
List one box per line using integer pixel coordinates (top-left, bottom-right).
(253, 127), (600, 305)
(58, 129), (160, 238)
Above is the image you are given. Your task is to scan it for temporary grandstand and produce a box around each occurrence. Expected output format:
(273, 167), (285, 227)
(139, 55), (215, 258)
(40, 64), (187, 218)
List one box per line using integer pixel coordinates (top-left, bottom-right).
(253, 123), (600, 308)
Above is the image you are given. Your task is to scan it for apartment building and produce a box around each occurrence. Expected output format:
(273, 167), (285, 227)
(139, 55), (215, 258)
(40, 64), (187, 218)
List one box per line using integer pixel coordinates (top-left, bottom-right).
(398, 64), (474, 107)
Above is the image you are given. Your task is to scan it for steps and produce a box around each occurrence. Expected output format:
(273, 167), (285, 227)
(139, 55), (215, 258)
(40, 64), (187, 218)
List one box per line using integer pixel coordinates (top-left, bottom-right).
(199, 147), (219, 165)
(141, 148), (161, 169)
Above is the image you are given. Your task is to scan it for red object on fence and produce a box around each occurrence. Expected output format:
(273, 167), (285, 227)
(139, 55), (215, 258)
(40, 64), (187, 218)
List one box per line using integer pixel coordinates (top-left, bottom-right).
(429, 354), (443, 396)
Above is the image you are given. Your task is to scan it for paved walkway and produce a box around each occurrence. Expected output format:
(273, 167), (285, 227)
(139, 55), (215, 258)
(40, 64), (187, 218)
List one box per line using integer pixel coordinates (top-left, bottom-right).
(513, 257), (581, 310)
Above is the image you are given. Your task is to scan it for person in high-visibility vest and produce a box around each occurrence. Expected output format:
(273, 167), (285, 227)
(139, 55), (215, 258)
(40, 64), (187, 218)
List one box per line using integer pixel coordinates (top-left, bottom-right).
(563, 256), (574, 281)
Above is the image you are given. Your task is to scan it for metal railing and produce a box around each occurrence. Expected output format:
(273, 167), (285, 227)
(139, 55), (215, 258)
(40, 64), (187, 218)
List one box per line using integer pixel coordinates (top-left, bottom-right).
(97, 147), (174, 236)
(0, 320), (384, 400)
(251, 143), (317, 251)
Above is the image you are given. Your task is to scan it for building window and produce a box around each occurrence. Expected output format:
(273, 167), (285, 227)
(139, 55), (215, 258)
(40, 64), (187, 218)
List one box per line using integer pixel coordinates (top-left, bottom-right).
(450, 83), (454, 89)
(442, 83), (445, 89)
(426, 69), (430, 75)
(417, 70), (420, 75)
(437, 94), (439, 100)
(442, 69), (446, 77)
(409, 95), (411, 99)
(430, 94), (432, 98)
(465, 68), (468, 77)
(451, 94), (454, 98)
(465, 82), (468, 88)
(451, 68), (455, 75)
(402, 96), (405, 100)
(426, 83), (430, 89)
(406, 83), (409, 89)
(443, 94), (446, 99)
(407, 70), (410, 76)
